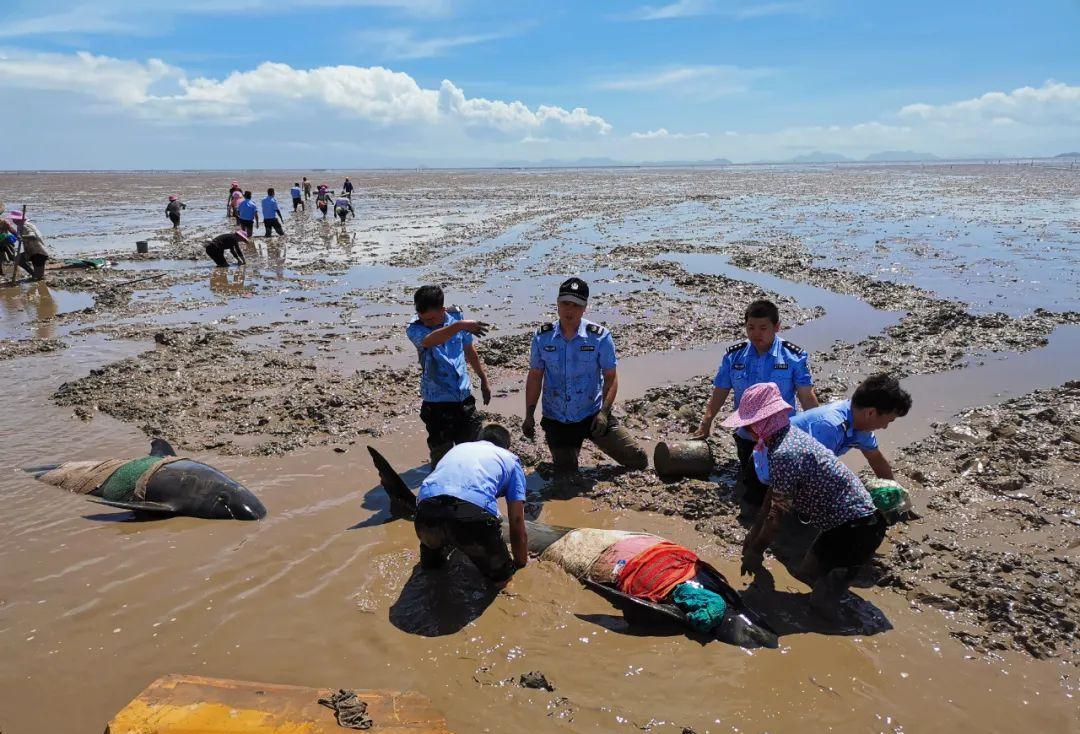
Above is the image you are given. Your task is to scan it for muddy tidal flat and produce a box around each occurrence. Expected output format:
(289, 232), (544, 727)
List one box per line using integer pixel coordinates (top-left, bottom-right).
(1, 164), (1078, 733)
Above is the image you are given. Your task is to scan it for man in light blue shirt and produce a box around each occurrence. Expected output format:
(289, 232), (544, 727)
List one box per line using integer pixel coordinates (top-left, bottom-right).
(261, 188), (285, 237)
(407, 285), (491, 467)
(694, 299), (819, 505)
(235, 191), (259, 238)
(415, 425), (529, 588)
(523, 277), (647, 475)
(791, 373), (911, 479)
(290, 182), (304, 212)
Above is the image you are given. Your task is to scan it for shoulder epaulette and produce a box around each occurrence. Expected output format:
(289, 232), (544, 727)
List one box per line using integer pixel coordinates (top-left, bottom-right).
(782, 340), (806, 356)
(726, 340), (749, 354)
(585, 323), (607, 336)
(537, 322), (555, 334)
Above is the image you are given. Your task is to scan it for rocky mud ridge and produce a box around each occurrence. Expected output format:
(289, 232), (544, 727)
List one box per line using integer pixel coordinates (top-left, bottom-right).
(52, 326), (418, 456)
(724, 235), (1080, 378)
(880, 381), (1080, 662)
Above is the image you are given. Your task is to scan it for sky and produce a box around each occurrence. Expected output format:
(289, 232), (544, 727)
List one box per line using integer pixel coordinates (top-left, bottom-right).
(1, 0), (1078, 168)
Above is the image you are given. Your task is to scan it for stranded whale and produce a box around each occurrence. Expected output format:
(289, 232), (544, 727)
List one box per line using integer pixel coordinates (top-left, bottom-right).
(26, 438), (266, 520)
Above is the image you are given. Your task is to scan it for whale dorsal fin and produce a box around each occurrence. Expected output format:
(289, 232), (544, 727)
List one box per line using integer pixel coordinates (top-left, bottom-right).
(366, 446), (417, 519)
(150, 438), (177, 457)
(89, 497), (180, 514)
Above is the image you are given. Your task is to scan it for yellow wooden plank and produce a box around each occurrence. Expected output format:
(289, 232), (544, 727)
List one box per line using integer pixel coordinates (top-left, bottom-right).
(106, 674), (452, 734)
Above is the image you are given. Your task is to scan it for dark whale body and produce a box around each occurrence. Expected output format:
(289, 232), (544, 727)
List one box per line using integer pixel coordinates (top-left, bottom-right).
(27, 439), (266, 520)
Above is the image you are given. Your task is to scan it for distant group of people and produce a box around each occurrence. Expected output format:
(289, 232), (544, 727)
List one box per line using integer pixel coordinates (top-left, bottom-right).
(159, 177), (360, 268)
(406, 280), (913, 620)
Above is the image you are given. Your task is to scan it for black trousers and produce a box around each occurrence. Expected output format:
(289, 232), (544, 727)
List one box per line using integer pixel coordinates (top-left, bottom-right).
(414, 496), (514, 583)
(735, 433), (768, 505)
(541, 414), (594, 449)
(237, 219), (254, 237)
(811, 513), (887, 574)
(420, 395), (481, 465)
(168, 213), (180, 227)
(205, 244), (230, 267)
(292, 197), (304, 211)
(264, 218), (284, 237)
(17, 253), (47, 280)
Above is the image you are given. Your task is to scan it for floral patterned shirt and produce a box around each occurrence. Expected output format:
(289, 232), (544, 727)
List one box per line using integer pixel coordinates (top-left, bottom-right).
(766, 426), (877, 531)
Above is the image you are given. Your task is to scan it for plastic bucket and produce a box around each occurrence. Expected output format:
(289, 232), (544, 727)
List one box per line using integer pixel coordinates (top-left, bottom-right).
(653, 439), (713, 478)
(135, 240), (149, 254)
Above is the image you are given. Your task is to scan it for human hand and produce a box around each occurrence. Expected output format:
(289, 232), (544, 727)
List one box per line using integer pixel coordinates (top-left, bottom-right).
(459, 320), (490, 337)
(522, 414), (535, 439)
(591, 409), (610, 437)
(740, 550), (764, 578)
(690, 423), (710, 440)
(481, 381), (492, 405)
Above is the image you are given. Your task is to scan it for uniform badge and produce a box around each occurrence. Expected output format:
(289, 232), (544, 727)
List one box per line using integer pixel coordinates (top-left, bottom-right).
(580, 345), (595, 352)
(733, 363), (744, 370)
(543, 345), (556, 352)
(773, 363), (789, 370)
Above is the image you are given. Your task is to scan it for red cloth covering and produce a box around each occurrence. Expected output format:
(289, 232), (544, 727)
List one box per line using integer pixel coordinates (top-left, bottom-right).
(616, 541), (700, 601)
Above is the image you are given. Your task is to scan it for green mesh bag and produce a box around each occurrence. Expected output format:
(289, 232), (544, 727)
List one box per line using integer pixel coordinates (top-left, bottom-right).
(99, 456), (163, 501)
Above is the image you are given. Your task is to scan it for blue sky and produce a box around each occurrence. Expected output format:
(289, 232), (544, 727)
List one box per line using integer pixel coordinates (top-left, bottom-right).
(1, 0), (1078, 168)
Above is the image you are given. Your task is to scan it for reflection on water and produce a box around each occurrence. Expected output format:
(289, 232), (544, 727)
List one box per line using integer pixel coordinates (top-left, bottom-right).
(209, 269), (254, 296)
(0, 282), (93, 340)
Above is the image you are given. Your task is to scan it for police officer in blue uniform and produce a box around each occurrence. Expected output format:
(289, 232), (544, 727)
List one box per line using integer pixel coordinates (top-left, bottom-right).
(407, 285), (492, 467)
(694, 299), (819, 504)
(791, 373), (912, 480)
(523, 278), (647, 475)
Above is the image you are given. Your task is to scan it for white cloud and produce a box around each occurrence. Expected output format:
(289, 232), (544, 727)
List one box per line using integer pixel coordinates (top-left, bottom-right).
(626, 0), (814, 21)
(629, 128), (709, 140)
(899, 81), (1080, 126)
(0, 50), (611, 139)
(353, 27), (510, 59)
(598, 65), (768, 98)
(628, 0), (714, 20)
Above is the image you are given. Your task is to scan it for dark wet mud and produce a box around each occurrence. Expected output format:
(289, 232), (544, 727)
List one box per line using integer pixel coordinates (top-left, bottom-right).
(1, 165), (1078, 733)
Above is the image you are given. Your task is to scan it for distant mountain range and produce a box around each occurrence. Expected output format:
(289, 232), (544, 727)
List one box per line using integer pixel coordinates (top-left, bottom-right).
(788, 150), (940, 163)
(1055, 151), (1080, 158)
(494, 156), (733, 168)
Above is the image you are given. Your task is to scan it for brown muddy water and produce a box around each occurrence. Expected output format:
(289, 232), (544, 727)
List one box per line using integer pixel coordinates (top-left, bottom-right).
(1, 166), (1078, 733)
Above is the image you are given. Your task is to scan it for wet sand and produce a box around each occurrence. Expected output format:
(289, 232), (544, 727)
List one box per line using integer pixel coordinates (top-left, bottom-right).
(0, 165), (1078, 733)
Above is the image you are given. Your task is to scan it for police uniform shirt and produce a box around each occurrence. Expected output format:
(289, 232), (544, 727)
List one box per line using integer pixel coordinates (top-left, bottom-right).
(714, 335), (812, 438)
(406, 307), (473, 404)
(529, 318), (616, 424)
(790, 399), (878, 457)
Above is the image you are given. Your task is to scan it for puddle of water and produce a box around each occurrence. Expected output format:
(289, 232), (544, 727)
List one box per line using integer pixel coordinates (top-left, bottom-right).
(0, 283), (94, 340)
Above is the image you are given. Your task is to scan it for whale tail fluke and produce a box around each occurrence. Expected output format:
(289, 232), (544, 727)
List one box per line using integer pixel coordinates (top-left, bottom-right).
(366, 446), (418, 520)
(23, 464), (61, 478)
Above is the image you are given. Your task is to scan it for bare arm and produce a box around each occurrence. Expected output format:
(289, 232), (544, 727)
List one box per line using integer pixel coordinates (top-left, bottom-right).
(420, 320), (488, 348)
(464, 342), (491, 404)
(862, 448), (895, 480)
(796, 385), (819, 410)
(693, 387), (731, 438)
(506, 500), (528, 568)
(600, 368), (618, 412)
(742, 490), (782, 575)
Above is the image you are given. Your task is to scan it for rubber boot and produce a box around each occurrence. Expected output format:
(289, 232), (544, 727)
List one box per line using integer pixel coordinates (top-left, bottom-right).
(590, 424), (648, 470)
(550, 446), (580, 476)
(809, 567), (854, 622)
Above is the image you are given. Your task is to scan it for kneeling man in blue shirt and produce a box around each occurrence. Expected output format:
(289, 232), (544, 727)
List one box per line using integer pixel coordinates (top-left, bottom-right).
(415, 424), (528, 588)
(791, 373), (912, 479)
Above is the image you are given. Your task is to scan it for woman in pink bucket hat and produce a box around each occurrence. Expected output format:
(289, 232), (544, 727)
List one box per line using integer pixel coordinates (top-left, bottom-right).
(726, 382), (887, 622)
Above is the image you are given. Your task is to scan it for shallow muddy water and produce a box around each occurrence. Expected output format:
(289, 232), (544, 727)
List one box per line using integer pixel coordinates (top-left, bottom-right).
(1, 165), (1077, 732)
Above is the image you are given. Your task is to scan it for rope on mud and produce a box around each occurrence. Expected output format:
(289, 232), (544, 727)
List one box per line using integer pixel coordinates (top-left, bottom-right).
(318, 689), (373, 730)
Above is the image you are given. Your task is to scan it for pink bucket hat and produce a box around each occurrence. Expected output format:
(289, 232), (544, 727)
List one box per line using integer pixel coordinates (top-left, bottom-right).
(168, 195), (178, 201)
(721, 382), (792, 428)
(235, 230), (250, 242)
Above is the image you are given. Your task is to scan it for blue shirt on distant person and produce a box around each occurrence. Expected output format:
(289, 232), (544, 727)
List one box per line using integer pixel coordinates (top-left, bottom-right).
(290, 186), (302, 200)
(236, 199), (258, 221)
(790, 399), (878, 457)
(261, 196), (281, 221)
(417, 440), (528, 518)
(406, 307), (473, 403)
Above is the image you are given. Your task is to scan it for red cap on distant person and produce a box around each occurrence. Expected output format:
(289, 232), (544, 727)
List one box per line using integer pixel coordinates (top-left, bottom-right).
(168, 195), (178, 201)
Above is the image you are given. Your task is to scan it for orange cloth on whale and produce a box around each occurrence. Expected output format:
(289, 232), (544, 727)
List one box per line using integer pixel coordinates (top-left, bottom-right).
(616, 541), (700, 601)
